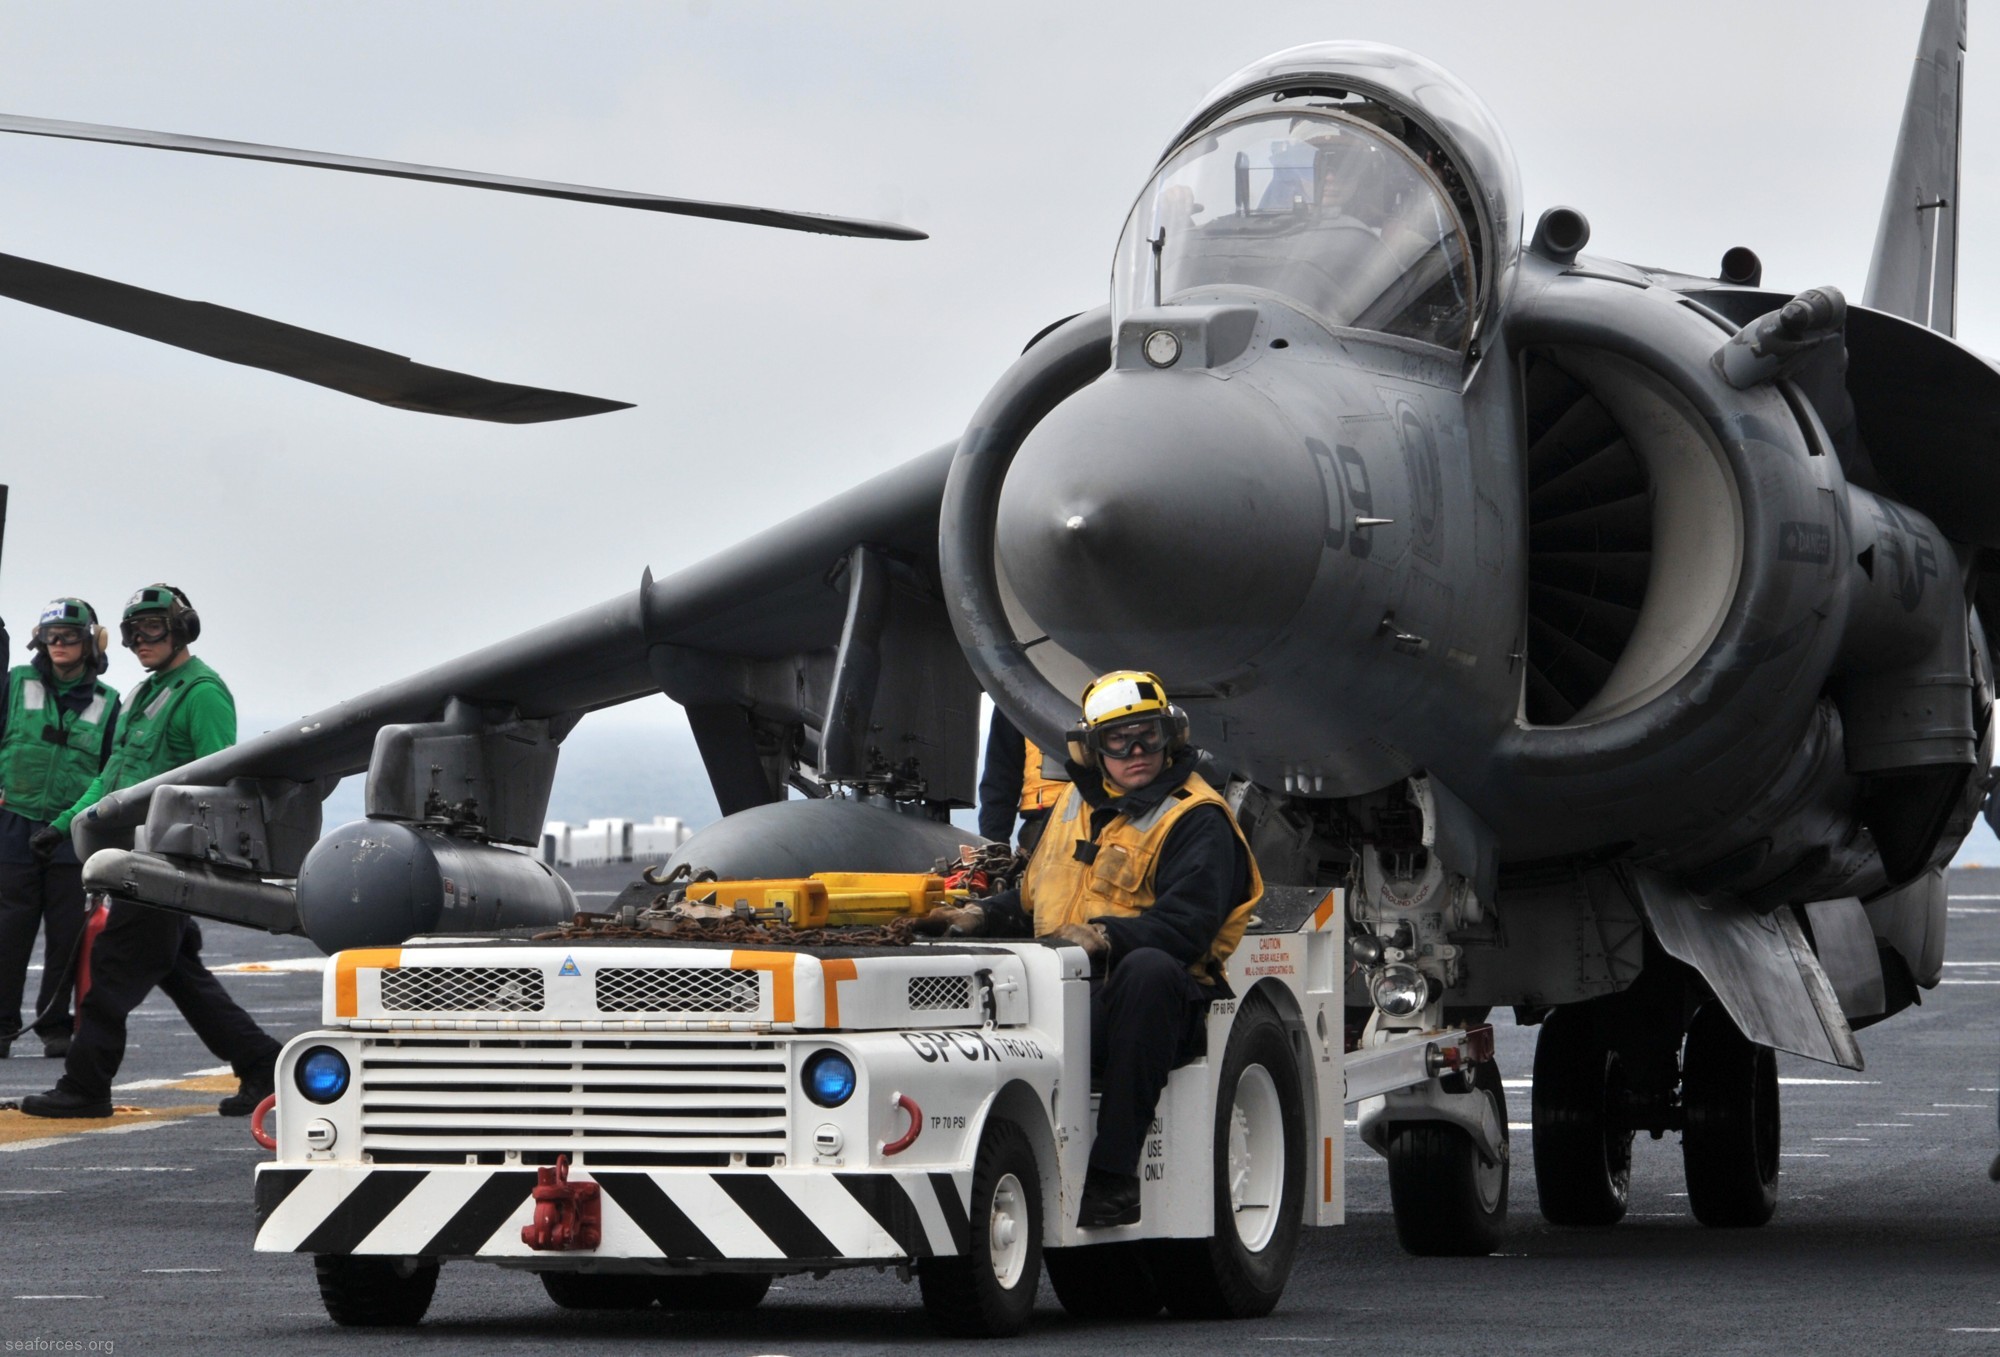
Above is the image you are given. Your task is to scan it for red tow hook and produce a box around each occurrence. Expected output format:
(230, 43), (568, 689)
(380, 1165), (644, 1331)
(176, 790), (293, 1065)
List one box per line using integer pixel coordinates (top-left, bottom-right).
(250, 1094), (277, 1151)
(521, 1154), (602, 1252)
(882, 1092), (922, 1157)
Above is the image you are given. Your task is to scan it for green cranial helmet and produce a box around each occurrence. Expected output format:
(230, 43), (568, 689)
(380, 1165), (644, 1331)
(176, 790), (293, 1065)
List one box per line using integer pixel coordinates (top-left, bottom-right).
(37, 597), (98, 633)
(31, 597), (109, 674)
(119, 583), (200, 647)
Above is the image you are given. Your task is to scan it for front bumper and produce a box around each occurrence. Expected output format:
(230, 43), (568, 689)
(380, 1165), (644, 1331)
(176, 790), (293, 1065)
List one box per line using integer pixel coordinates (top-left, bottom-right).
(254, 1162), (972, 1266)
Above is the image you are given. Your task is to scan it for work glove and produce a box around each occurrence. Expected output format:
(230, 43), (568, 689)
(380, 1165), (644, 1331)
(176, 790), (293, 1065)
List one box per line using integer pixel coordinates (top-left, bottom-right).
(29, 827), (65, 863)
(915, 903), (988, 938)
(1050, 921), (1110, 963)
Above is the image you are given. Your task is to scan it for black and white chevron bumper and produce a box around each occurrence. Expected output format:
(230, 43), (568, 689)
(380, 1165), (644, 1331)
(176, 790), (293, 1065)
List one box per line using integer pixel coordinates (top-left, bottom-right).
(254, 1164), (972, 1263)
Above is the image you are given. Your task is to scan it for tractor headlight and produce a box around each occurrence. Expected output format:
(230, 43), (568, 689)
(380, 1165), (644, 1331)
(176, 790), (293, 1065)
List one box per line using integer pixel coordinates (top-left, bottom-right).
(1368, 963), (1429, 1018)
(295, 1046), (351, 1104)
(802, 1049), (857, 1108)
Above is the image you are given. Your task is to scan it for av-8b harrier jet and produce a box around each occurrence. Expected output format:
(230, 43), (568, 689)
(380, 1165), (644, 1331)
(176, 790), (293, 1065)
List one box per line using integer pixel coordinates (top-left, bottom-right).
(0, 0), (1987, 1250)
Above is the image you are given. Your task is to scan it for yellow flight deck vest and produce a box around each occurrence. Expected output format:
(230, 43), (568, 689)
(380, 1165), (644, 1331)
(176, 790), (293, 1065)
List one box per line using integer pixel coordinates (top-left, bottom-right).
(1019, 739), (1067, 815)
(1023, 771), (1263, 981)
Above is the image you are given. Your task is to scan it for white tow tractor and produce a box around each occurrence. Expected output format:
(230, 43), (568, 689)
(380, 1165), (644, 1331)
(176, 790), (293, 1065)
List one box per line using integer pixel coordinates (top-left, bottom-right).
(252, 879), (1508, 1335)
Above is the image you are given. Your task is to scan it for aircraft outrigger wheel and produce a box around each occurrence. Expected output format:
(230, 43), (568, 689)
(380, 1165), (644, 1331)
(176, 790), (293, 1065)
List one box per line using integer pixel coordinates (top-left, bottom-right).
(1386, 1059), (1509, 1256)
(1531, 1007), (1634, 1226)
(1679, 1002), (1779, 1227)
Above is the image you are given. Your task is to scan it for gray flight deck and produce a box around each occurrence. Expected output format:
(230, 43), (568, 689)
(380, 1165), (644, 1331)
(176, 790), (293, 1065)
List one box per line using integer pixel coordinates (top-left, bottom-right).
(3, 866), (1998, 1355)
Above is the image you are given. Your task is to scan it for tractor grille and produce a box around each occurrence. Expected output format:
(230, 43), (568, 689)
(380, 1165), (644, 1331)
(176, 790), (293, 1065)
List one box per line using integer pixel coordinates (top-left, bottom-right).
(907, 975), (971, 1012)
(379, 966), (544, 1013)
(595, 967), (760, 1014)
(357, 1036), (789, 1166)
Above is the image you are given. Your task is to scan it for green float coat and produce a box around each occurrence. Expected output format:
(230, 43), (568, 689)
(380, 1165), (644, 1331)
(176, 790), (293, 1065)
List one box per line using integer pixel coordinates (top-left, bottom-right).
(52, 656), (234, 834)
(0, 665), (119, 824)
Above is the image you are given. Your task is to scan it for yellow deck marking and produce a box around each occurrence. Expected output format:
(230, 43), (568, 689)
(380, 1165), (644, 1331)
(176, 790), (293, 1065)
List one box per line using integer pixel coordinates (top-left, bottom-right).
(333, 947), (403, 1017)
(0, 1103), (214, 1147)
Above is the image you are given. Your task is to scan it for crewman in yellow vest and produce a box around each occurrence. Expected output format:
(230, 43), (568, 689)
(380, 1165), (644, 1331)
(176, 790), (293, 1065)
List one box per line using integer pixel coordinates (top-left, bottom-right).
(976, 710), (1067, 853)
(926, 671), (1262, 1228)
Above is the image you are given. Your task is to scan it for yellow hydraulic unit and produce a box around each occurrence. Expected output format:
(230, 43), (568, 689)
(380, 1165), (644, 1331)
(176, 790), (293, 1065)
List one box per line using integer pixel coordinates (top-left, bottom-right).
(681, 872), (964, 928)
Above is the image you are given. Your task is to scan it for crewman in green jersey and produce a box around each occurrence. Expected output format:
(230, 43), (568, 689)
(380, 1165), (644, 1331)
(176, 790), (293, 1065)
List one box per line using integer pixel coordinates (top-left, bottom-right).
(20, 586), (280, 1119)
(0, 600), (118, 1059)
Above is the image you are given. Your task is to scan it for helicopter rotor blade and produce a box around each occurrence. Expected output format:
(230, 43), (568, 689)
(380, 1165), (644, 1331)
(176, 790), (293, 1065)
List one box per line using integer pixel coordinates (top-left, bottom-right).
(0, 251), (632, 423)
(0, 114), (927, 242)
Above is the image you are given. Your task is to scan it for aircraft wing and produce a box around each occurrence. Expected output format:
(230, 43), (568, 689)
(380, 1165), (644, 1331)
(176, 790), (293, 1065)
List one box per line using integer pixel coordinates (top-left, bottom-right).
(73, 443), (980, 887)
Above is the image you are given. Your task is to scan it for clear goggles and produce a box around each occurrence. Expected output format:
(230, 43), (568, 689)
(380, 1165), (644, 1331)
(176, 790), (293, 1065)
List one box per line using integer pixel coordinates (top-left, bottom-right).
(1094, 717), (1170, 759)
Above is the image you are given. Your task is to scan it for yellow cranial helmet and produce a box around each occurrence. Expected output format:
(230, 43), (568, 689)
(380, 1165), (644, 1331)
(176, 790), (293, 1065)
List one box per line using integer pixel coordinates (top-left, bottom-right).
(1066, 670), (1190, 769)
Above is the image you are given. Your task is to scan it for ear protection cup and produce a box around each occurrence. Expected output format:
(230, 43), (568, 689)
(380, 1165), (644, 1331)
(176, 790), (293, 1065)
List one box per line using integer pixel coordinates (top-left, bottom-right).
(1164, 704), (1191, 754)
(1065, 723), (1095, 771)
(165, 585), (199, 644)
(92, 625), (109, 656)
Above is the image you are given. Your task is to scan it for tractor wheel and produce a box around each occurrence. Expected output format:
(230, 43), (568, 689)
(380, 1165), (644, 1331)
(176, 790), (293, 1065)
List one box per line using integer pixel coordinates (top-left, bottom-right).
(313, 1255), (439, 1326)
(917, 1117), (1043, 1337)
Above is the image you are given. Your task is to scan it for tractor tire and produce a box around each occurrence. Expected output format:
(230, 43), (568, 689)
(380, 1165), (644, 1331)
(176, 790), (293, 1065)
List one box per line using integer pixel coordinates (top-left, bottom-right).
(918, 1117), (1043, 1337)
(313, 1255), (439, 1327)
(1146, 998), (1305, 1319)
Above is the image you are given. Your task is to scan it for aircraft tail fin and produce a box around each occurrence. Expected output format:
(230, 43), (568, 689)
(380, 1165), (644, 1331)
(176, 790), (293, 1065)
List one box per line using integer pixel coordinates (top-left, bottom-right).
(1863, 0), (1966, 335)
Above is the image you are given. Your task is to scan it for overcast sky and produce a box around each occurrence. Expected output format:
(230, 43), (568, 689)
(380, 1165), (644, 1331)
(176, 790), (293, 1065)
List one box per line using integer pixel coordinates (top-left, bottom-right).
(1, 0), (1993, 847)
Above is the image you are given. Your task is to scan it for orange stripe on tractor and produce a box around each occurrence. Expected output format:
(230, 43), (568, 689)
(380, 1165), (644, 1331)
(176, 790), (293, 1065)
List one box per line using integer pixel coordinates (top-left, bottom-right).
(333, 948), (404, 1017)
(1311, 890), (1338, 931)
(729, 950), (797, 1023)
(820, 958), (858, 1027)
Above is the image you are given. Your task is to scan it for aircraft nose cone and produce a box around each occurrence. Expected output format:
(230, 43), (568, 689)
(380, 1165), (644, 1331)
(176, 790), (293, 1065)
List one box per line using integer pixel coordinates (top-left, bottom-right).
(995, 371), (1324, 684)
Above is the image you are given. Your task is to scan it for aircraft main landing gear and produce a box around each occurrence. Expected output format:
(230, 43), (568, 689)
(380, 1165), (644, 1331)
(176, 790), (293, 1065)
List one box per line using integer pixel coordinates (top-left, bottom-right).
(1680, 1002), (1779, 1227)
(1531, 1007), (1634, 1226)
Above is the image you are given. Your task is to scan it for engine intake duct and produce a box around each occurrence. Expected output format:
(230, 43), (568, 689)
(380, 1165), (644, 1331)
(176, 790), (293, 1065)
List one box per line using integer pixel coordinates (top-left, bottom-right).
(1517, 344), (1740, 728)
(1522, 350), (1653, 724)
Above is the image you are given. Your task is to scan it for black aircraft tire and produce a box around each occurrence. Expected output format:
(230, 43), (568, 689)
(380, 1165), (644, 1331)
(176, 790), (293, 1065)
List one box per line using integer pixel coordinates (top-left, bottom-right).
(1681, 1002), (1780, 1228)
(313, 1255), (439, 1327)
(1044, 1241), (1165, 1319)
(1146, 999), (1305, 1320)
(538, 1270), (657, 1310)
(917, 1117), (1043, 1337)
(1386, 1061), (1509, 1256)
(1531, 1006), (1633, 1227)
(652, 1273), (772, 1310)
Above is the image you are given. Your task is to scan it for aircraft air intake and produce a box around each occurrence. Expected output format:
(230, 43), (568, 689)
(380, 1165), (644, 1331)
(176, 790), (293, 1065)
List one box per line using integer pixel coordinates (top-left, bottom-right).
(1521, 352), (1655, 724)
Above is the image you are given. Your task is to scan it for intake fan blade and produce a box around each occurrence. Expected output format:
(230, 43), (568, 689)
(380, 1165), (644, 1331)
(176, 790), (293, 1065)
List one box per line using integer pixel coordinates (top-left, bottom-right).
(0, 251), (631, 423)
(0, 114), (927, 242)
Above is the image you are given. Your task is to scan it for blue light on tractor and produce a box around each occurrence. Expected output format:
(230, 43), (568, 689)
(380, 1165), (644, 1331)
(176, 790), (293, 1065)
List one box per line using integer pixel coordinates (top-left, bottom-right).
(802, 1049), (857, 1108)
(295, 1047), (351, 1104)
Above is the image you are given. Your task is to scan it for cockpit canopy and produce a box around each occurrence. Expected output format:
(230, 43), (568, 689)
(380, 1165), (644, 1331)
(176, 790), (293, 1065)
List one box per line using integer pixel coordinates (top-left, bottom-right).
(1112, 110), (1475, 349)
(1113, 43), (1521, 353)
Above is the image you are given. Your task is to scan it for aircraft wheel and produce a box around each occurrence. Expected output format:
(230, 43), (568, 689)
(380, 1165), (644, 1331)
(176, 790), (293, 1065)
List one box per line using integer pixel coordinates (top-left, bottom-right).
(652, 1272), (772, 1310)
(1386, 1060), (1508, 1256)
(1531, 1006), (1633, 1226)
(313, 1254), (439, 1326)
(538, 1270), (656, 1309)
(918, 1117), (1043, 1337)
(1044, 1241), (1164, 1319)
(1681, 1002), (1779, 1228)
(1146, 998), (1305, 1319)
